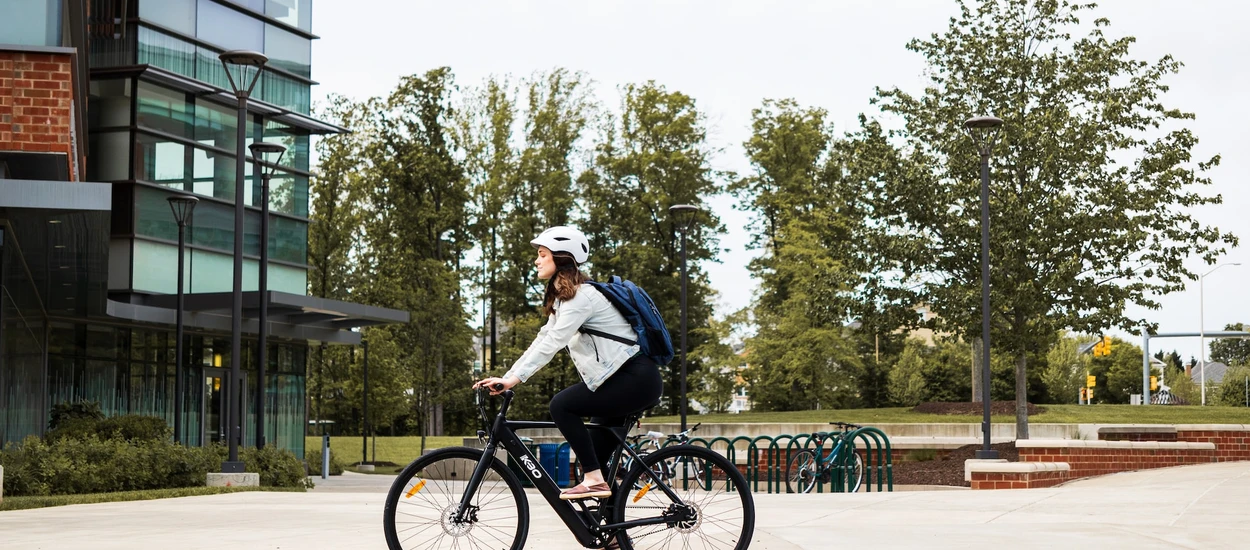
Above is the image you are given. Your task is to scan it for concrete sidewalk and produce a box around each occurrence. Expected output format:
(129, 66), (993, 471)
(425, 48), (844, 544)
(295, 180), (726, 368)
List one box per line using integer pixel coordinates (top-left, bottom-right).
(2, 462), (1248, 549)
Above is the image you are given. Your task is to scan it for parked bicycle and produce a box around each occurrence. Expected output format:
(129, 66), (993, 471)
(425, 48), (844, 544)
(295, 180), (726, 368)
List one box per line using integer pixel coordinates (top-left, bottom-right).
(383, 386), (755, 550)
(784, 421), (865, 494)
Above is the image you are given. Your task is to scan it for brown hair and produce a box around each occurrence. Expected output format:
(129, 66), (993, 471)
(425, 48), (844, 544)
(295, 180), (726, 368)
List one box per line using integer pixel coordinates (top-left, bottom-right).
(542, 252), (588, 315)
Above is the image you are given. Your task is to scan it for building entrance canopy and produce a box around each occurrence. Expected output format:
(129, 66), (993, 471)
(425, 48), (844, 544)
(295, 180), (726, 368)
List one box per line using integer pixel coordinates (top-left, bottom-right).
(110, 290), (408, 345)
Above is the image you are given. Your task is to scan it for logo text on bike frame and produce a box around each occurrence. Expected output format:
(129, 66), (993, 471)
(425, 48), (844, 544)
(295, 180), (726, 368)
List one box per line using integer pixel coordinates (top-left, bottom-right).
(520, 455), (544, 480)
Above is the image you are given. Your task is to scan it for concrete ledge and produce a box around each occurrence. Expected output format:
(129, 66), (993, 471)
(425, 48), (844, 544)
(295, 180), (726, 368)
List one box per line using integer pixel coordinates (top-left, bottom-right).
(1, 464), (4, 506)
(968, 461), (1070, 474)
(890, 436), (1014, 450)
(1017, 440), (1216, 450)
(207, 472), (259, 487)
(965, 458), (1007, 482)
(1098, 426), (1177, 434)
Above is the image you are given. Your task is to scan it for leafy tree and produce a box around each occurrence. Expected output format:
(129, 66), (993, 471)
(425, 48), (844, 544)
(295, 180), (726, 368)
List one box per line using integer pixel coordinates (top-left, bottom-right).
(580, 81), (724, 416)
(1087, 337), (1155, 404)
(924, 339), (975, 403)
(358, 68), (476, 440)
(1043, 333), (1091, 404)
(888, 340), (928, 406)
(1213, 365), (1250, 407)
(690, 309), (749, 414)
(1209, 323), (1250, 367)
(850, 0), (1236, 436)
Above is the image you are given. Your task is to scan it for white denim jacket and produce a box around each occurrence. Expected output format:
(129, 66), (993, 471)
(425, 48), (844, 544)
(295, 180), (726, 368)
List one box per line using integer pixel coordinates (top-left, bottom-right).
(505, 284), (640, 391)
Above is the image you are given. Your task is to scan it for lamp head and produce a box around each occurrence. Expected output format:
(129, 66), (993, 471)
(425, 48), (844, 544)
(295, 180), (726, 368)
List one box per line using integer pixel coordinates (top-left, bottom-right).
(167, 194), (199, 227)
(964, 115), (1004, 155)
(218, 50), (268, 97)
(668, 204), (701, 233)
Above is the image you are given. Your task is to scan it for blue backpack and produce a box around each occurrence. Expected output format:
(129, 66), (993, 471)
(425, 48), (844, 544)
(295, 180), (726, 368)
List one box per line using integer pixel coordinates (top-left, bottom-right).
(580, 276), (676, 366)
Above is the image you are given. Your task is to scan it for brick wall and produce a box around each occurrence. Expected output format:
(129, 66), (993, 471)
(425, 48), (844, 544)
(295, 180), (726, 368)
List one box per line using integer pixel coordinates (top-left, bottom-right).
(0, 50), (76, 179)
(969, 468), (1068, 490)
(1018, 445), (1214, 479)
(1176, 429), (1250, 462)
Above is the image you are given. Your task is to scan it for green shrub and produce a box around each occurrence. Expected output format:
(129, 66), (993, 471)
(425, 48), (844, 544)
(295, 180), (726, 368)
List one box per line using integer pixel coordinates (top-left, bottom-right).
(0, 435), (225, 497)
(46, 414), (171, 443)
(306, 446), (345, 476)
(48, 400), (104, 431)
(908, 449), (938, 462)
(242, 445), (313, 488)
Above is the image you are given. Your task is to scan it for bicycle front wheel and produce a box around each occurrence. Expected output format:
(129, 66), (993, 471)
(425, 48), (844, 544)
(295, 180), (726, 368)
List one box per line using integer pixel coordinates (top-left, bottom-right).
(383, 446), (529, 550)
(848, 452), (864, 493)
(611, 445), (754, 550)
(785, 449), (819, 494)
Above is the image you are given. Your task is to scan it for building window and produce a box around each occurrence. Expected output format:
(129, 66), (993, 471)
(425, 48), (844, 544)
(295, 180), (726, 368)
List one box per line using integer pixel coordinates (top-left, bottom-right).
(137, 26), (197, 80)
(197, 0), (264, 52)
(267, 0), (313, 32)
(261, 71), (311, 114)
(0, 0), (61, 47)
(139, 0), (197, 36)
(264, 24), (311, 79)
(137, 81), (194, 139)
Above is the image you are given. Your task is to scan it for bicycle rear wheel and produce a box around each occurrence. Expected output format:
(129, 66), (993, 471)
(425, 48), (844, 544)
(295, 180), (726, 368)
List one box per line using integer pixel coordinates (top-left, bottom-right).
(785, 449), (818, 494)
(383, 446), (529, 550)
(611, 445), (754, 550)
(848, 452), (864, 493)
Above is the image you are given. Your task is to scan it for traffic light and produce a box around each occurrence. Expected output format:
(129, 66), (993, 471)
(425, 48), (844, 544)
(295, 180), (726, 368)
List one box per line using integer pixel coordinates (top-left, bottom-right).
(1093, 335), (1113, 357)
(1087, 375), (1096, 388)
(1150, 376), (1158, 391)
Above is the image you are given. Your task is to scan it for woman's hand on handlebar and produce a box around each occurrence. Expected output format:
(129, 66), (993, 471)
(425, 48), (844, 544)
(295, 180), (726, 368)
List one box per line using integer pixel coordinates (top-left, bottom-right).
(473, 375), (519, 396)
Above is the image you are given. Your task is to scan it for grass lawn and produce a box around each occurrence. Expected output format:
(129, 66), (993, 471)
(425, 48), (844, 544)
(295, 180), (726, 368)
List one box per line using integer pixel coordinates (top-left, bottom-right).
(0, 486), (304, 512)
(643, 404), (1250, 425)
(306, 435), (467, 471)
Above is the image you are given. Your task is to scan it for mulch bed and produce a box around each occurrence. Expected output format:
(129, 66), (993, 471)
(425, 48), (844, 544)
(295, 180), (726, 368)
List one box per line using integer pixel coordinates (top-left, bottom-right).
(911, 401), (1046, 416)
(891, 442), (1019, 487)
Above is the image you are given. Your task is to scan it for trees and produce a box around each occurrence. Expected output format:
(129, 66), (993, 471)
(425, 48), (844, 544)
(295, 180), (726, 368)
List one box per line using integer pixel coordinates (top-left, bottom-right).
(850, 0), (1235, 435)
(1043, 333), (1091, 404)
(690, 309), (749, 414)
(1209, 323), (1250, 367)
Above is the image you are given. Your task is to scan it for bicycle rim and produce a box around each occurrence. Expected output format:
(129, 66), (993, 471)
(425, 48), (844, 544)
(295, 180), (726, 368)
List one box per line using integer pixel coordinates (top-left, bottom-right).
(612, 446), (755, 550)
(786, 449), (818, 494)
(383, 447), (529, 550)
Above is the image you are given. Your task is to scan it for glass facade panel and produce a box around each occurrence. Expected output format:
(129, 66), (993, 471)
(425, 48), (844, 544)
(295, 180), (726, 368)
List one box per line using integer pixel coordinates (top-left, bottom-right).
(87, 132), (132, 182)
(137, 81), (193, 139)
(269, 214), (308, 264)
(194, 97), (240, 153)
(135, 186), (180, 242)
(195, 45), (231, 90)
(136, 133), (189, 189)
(261, 71), (311, 114)
(263, 120), (311, 172)
(264, 24), (311, 79)
(224, 0), (266, 13)
(198, 0), (264, 52)
(0, 0), (61, 47)
(267, 0), (312, 32)
(2, 230), (47, 446)
(88, 79), (132, 129)
(139, 0), (197, 35)
(137, 26), (197, 81)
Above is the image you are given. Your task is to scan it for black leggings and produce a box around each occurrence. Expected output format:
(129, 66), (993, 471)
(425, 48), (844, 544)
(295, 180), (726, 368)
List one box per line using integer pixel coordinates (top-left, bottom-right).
(549, 355), (663, 474)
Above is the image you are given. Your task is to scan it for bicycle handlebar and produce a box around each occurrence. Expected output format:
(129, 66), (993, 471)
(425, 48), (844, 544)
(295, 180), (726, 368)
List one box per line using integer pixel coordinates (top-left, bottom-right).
(829, 421), (863, 430)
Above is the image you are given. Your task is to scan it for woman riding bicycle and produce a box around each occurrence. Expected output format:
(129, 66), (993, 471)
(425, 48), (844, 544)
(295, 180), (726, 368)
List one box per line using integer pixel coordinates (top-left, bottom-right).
(473, 225), (663, 502)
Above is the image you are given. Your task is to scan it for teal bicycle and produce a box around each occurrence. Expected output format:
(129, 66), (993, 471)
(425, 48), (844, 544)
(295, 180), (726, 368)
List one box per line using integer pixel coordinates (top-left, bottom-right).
(785, 421), (865, 494)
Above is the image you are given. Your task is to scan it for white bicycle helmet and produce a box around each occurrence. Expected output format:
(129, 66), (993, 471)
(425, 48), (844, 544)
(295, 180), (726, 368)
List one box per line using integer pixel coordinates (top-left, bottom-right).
(530, 226), (590, 264)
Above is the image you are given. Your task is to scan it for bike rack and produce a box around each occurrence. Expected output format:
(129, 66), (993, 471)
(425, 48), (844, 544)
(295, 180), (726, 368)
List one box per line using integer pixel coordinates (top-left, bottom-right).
(683, 429), (894, 494)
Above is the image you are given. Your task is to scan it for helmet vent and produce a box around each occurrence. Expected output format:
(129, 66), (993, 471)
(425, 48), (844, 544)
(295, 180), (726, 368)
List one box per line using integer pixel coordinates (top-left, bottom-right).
(553, 237), (570, 241)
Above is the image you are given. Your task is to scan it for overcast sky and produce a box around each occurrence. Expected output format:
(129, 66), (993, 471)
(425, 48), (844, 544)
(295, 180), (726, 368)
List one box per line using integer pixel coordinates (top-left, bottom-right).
(311, 0), (1250, 364)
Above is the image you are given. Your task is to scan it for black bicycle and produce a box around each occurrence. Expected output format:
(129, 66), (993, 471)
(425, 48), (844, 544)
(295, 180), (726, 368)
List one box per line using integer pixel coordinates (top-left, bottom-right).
(382, 386), (755, 549)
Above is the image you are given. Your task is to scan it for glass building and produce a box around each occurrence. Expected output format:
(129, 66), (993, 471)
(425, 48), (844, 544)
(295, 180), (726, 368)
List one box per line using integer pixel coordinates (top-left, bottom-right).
(1, 0), (405, 457)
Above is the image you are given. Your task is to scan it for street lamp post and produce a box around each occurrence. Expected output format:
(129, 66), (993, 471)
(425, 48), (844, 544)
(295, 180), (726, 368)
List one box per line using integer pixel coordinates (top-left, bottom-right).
(248, 141), (286, 448)
(219, 50), (267, 471)
(964, 115), (1004, 459)
(167, 194), (198, 445)
(1200, 262), (1240, 405)
(668, 204), (700, 432)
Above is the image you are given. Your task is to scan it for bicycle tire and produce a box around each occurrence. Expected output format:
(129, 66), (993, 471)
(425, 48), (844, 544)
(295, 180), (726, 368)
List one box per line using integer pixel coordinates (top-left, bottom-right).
(785, 449), (819, 494)
(610, 445), (754, 550)
(383, 447), (529, 550)
(848, 452), (864, 493)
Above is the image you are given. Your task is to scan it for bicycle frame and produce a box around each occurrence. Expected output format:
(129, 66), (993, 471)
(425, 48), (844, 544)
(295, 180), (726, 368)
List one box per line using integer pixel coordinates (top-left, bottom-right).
(456, 389), (691, 548)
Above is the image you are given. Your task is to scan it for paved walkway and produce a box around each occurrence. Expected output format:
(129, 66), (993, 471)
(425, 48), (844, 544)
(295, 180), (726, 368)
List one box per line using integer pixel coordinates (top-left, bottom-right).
(3, 461), (1249, 549)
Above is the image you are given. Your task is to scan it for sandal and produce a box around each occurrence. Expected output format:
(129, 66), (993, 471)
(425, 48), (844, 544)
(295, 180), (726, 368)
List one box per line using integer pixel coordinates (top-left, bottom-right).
(559, 482), (612, 500)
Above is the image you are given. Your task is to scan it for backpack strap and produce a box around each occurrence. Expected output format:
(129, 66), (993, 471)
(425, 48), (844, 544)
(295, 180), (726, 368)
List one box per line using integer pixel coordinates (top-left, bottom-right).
(578, 326), (637, 346)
